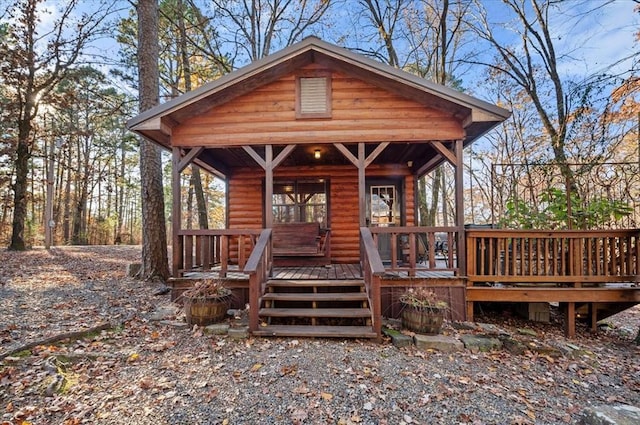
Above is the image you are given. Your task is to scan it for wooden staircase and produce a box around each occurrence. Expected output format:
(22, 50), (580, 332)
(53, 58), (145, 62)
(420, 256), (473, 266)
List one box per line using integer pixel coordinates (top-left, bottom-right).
(252, 279), (378, 338)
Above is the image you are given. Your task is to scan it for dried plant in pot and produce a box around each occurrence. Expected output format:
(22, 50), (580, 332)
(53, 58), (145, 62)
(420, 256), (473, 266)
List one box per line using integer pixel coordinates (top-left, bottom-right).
(182, 278), (232, 326)
(399, 288), (448, 334)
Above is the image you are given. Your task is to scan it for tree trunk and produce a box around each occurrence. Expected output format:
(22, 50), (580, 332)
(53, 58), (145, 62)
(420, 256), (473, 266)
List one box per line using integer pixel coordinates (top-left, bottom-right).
(116, 142), (124, 243)
(192, 166), (208, 229)
(9, 118), (32, 250)
(137, 0), (169, 281)
(63, 145), (72, 243)
(417, 177), (428, 226)
(426, 167), (443, 226)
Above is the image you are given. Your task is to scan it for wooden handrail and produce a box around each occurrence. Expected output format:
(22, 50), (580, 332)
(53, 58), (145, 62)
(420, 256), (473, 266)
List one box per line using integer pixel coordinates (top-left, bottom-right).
(177, 229), (263, 236)
(465, 229), (640, 237)
(361, 227), (385, 274)
(369, 226), (459, 275)
(466, 228), (640, 284)
(244, 229), (273, 273)
(360, 227), (384, 340)
(244, 229), (273, 333)
(173, 229), (262, 277)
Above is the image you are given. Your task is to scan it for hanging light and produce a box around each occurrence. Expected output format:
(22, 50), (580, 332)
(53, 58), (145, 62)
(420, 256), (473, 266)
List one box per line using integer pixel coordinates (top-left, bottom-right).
(314, 149), (321, 159)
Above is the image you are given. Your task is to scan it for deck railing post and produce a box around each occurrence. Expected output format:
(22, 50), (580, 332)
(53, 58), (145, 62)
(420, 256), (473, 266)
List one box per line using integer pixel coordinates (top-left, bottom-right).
(174, 234), (184, 278)
(248, 273), (260, 332)
(220, 235), (228, 278)
(360, 227), (386, 341)
(244, 229), (273, 335)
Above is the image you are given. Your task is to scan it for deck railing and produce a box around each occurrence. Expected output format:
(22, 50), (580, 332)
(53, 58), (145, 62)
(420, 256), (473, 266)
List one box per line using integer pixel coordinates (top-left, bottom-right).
(173, 229), (263, 277)
(360, 227), (385, 339)
(244, 229), (273, 333)
(466, 229), (640, 286)
(369, 226), (459, 276)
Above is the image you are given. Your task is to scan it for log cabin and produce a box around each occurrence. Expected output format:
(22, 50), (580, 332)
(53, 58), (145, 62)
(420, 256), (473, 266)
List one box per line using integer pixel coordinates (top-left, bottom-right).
(128, 37), (640, 339)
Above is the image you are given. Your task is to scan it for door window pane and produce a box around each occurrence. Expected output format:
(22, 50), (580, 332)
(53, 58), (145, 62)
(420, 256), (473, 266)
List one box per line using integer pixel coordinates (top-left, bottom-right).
(370, 185), (396, 226)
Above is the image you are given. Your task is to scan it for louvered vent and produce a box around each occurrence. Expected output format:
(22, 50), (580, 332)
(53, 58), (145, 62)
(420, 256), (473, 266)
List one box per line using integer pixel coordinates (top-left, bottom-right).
(297, 75), (331, 118)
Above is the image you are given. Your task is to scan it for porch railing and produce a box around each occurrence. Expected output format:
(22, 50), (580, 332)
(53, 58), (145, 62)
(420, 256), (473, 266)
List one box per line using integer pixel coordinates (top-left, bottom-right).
(369, 226), (459, 276)
(360, 227), (385, 339)
(466, 229), (640, 286)
(174, 229), (263, 277)
(244, 229), (273, 333)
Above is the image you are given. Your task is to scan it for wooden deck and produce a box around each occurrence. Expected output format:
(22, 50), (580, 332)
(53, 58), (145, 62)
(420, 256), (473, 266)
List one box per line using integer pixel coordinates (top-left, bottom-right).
(183, 262), (459, 282)
(171, 227), (640, 339)
(466, 229), (640, 337)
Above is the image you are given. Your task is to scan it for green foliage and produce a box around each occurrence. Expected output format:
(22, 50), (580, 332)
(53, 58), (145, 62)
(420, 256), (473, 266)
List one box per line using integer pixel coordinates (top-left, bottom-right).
(500, 187), (633, 229)
(500, 198), (545, 229)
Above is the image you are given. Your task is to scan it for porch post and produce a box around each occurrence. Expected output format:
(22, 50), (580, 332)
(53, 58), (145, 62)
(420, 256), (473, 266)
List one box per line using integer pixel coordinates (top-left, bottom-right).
(455, 139), (466, 277)
(171, 147), (182, 278)
(265, 145), (274, 228)
(358, 143), (366, 227)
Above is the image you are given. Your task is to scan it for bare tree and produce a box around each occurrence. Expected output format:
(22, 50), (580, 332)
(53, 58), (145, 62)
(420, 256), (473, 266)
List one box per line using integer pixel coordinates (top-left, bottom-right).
(201, 0), (332, 63)
(166, 0), (208, 229)
(355, 0), (472, 226)
(358, 0), (401, 66)
(467, 0), (615, 227)
(0, 0), (113, 250)
(137, 0), (169, 281)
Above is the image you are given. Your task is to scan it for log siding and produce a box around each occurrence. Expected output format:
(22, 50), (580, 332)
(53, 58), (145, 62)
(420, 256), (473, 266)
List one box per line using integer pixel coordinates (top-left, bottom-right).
(229, 165), (414, 263)
(172, 68), (464, 147)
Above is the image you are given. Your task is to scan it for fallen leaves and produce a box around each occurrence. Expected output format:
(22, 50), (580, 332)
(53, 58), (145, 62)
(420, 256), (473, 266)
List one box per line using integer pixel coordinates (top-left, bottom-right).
(1, 247), (640, 424)
(320, 391), (333, 401)
(281, 363), (298, 376)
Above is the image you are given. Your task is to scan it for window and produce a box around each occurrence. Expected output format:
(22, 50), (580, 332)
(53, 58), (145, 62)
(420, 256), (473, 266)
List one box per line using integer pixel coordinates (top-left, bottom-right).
(273, 179), (327, 227)
(296, 73), (332, 119)
(370, 185), (397, 226)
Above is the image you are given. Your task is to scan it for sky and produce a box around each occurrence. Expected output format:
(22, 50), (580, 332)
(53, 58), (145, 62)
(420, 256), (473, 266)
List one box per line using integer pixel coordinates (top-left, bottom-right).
(4, 0), (638, 102)
(34, 0), (639, 71)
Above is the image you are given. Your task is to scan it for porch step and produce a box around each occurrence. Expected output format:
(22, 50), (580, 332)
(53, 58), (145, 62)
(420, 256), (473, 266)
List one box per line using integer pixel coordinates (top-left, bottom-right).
(262, 292), (368, 302)
(257, 279), (375, 339)
(253, 325), (377, 339)
(259, 308), (372, 318)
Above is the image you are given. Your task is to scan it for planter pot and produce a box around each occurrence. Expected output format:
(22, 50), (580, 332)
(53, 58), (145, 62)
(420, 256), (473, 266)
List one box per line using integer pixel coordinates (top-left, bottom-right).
(401, 304), (444, 334)
(184, 296), (230, 326)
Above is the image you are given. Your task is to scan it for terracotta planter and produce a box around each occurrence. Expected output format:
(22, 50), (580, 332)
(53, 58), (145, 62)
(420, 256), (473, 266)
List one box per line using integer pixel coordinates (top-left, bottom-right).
(401, 304), (444, 334)
(184, 296), (230, 326)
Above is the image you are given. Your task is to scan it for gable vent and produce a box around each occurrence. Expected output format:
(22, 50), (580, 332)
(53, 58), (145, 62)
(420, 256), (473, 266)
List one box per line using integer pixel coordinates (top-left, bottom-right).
(297, 75), (331, 118)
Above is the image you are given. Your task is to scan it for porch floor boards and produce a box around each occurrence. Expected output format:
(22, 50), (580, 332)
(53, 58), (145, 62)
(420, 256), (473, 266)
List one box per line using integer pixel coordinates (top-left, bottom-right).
(183, 263), (457, 281)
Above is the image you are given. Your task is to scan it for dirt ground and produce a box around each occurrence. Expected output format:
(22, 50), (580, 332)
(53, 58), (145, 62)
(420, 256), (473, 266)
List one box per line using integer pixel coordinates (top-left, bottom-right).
(1, 246), (639, 424)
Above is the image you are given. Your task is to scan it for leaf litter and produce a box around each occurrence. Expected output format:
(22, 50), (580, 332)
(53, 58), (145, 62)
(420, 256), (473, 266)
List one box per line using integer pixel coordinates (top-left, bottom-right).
(0, 246), (639, 424)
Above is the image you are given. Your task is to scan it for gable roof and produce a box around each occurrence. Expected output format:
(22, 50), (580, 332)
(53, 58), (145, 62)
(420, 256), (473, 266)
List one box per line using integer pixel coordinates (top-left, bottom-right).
(127, 36), (510, 148)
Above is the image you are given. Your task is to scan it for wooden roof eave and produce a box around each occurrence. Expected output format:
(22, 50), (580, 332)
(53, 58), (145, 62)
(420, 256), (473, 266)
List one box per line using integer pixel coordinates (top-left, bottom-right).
(127, 37), (511, 148)
(461, 108), (508, 145)
(192, 157), (227, 180)
(310, 46), (510, 128)
(130, 115), (174, 150)
(126, 49), (315, 133)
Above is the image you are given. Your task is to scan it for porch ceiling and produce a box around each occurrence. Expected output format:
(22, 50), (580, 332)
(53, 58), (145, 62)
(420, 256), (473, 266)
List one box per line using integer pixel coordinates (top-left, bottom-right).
(187, 142), (447, 176)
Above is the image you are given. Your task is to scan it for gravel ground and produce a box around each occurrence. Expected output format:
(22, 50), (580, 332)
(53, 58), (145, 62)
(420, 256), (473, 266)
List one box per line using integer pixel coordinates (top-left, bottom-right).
(1, 246), (639, 425)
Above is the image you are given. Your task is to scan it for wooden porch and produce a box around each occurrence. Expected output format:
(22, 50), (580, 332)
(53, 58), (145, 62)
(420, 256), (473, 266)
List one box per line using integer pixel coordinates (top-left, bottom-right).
(466, 228), (640, 337)
(170, 226), (640, 339)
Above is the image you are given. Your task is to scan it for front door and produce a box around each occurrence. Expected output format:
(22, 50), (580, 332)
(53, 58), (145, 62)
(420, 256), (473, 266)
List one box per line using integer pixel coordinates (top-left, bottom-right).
(367, 179), (403, 263)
